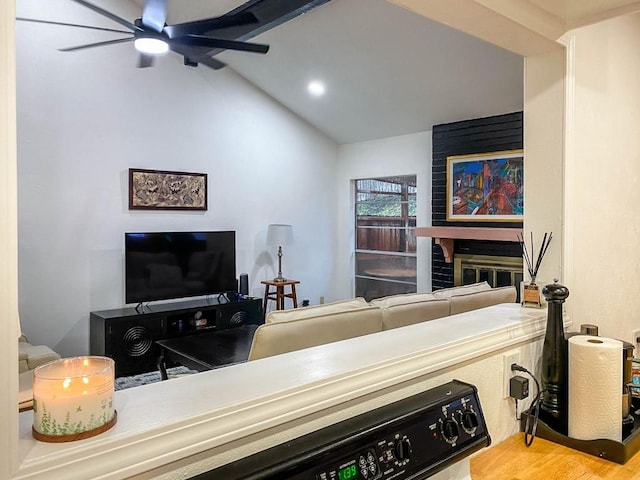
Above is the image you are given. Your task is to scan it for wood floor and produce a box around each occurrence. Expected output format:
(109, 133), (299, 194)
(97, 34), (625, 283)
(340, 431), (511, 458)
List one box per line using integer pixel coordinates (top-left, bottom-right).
(471, 434), (640, 479)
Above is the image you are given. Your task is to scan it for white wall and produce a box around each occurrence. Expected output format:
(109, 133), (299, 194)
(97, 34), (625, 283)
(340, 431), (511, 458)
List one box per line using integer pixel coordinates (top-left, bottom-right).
(523, 48), (565, 286)
(16, 0), (339, 356)
(336, 132), (432, 297)
(563, 12), (640, 342)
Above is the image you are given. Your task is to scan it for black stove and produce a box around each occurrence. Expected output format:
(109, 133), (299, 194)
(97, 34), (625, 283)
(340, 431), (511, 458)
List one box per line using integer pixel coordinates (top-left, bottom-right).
(193, 379), (491, 480)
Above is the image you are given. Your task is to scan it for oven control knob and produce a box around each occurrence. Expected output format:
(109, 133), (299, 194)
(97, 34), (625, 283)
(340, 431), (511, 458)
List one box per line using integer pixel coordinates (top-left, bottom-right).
(461, 410), (479, 434)
(441, 419), (459, 444)
(394, 438), (412, 461)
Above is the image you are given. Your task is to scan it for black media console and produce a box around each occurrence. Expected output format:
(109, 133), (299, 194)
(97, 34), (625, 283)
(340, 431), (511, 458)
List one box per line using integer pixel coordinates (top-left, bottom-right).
(90, 297), (264, 377)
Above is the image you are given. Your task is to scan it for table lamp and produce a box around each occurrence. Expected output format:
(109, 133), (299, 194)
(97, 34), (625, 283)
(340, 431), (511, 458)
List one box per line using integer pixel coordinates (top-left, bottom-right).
(267, 224), (293, 282)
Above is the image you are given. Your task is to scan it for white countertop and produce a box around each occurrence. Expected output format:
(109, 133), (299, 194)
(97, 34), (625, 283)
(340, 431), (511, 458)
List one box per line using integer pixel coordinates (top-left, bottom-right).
(14, 304), (552, 480)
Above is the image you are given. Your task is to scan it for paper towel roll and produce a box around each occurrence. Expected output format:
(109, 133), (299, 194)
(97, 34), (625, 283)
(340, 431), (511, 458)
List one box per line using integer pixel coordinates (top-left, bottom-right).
(568, 335), (622, 442)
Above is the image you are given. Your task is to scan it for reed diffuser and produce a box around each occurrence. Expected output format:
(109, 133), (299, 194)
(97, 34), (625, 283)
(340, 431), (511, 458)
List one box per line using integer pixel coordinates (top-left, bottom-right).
(518, 232), (553, 307)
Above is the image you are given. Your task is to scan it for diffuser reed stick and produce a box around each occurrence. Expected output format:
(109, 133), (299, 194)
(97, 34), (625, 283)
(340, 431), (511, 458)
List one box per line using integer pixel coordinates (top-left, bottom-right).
(518, 231), (553, 283)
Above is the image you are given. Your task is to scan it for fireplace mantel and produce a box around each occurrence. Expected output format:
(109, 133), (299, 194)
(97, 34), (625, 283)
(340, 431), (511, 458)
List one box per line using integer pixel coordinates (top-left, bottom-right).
(416, 226), (523, 263)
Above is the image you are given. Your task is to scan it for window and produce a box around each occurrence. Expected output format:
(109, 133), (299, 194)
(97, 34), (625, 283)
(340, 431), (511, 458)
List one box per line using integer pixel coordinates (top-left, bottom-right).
(354, 175), (417, 301)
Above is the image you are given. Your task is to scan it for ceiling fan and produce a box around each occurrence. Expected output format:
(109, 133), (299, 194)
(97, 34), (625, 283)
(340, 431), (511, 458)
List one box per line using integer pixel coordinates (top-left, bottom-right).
(17, 0), (331, 70)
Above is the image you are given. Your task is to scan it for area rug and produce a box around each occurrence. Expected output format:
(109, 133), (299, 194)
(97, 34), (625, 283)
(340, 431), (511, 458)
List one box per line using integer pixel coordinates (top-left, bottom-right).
(115, 366), (199, 391)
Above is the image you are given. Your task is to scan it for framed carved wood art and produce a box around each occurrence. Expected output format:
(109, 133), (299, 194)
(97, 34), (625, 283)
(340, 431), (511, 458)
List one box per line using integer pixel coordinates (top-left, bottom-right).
(129, 168), (207, 211)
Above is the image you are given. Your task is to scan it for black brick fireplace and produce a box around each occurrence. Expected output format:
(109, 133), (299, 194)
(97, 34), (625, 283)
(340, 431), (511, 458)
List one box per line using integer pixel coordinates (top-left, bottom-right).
(429, 112), (523, 290)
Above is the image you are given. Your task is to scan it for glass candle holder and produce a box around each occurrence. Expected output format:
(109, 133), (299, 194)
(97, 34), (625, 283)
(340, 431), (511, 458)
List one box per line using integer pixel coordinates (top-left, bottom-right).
(32, 356), (117, 442)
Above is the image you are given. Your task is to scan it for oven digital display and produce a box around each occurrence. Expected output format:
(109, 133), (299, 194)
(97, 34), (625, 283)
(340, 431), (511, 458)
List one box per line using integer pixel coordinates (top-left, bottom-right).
(338, 464), (359, 480)
(317, 449), (379, 480)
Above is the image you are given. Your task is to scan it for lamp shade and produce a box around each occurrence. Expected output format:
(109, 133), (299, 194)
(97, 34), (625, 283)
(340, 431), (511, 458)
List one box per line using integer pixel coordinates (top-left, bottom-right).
(267, 224), (293, 246)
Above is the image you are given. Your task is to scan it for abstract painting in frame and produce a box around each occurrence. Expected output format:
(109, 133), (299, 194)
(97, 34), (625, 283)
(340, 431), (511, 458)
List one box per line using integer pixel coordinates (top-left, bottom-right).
(129, 168), (207, 211)
(446, 149), (523, 222)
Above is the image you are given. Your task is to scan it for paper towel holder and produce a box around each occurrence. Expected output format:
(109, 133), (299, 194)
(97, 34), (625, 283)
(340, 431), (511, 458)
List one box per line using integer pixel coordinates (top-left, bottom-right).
(520, 408), (640, 464)
(521, 281), (640, 465)
(522, 330), (640, 464)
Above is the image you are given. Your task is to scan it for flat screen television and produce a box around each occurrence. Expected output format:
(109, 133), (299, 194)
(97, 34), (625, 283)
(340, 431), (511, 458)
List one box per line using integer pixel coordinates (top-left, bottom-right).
(125, 231), (236, 304)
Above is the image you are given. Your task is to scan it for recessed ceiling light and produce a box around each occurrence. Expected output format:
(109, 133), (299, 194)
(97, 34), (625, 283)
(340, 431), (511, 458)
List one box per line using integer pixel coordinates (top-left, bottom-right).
(307, 81), (326, 97)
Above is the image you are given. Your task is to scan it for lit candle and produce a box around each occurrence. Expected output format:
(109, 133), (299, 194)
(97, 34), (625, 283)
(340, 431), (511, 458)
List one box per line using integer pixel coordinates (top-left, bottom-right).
(32, 356), (116, 441)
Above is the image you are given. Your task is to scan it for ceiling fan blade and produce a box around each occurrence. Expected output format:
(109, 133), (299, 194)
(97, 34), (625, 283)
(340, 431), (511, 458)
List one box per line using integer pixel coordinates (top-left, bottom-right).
(164, 12), (258, 39)
(187, 56), (227, 70)
(170, 44), (227, 70)
(70, 0), (141, 32)
(221, 0), (331, 40)
(137, 53), (155, 68)
(142, 0), (167, 33)
(58, 36), (134, 52)
(175, 36), (269, 54)
(198, 57), (227, 70)
(16, 17), (131, 34)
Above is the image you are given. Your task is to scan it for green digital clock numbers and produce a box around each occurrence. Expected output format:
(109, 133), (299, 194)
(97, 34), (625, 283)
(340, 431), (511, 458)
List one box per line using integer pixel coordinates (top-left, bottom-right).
(338, 464), (358, 480)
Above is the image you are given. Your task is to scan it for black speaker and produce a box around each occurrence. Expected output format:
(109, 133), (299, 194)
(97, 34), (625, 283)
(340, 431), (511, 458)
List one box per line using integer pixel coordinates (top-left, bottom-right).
(217, 301), (264, 329)
(239, 273), (249, 296)
(90, 315), (165, 377)
(90, 298), (264, 377)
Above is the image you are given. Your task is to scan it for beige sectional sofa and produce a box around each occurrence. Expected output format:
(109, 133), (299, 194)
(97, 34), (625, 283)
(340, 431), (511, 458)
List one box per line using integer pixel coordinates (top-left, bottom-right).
(18, 335), (60, 411)
(247, 282), (517, 361)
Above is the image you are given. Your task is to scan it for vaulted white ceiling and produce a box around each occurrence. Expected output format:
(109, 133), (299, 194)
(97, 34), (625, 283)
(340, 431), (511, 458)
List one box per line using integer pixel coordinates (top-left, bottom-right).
(133, 0), (524, 144)
(126, 0), (640, 143)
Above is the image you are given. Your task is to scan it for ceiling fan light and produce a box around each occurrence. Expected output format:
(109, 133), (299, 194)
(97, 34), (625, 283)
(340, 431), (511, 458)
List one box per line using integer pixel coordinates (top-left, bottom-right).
(134, 37), (169, 55)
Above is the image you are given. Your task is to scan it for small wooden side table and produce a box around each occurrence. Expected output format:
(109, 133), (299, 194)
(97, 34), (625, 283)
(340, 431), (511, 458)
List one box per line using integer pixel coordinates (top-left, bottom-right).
(261, 279), (300, 312)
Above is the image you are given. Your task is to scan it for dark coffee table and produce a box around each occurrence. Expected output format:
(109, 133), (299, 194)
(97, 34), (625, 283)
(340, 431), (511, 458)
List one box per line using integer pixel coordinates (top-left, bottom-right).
(156, 324), (259, 379)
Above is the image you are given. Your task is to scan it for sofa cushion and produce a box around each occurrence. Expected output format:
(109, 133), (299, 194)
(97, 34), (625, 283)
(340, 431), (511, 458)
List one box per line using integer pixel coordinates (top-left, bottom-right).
(448, 286), (517, 315)
(18, 342), (32, 373)
(248, 304), (383, 360)
(19, 342), (61, 371)
(18, 348), (28, 361)
(265, 298), (371, 324)
(432, 281), (492, 299)
(370, 292), (438, 308)
(370, 292), (451, 330)
(19, 359), (29, 374)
